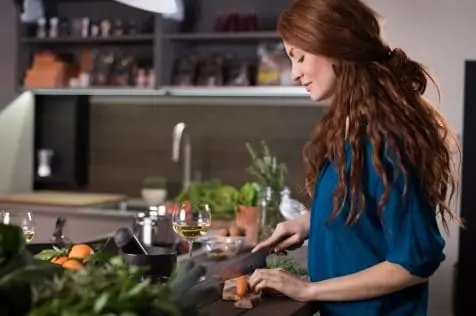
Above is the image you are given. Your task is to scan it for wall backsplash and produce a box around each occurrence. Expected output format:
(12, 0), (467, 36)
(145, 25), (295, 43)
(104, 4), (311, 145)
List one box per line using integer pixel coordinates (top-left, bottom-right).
(86, 102), (326, 200)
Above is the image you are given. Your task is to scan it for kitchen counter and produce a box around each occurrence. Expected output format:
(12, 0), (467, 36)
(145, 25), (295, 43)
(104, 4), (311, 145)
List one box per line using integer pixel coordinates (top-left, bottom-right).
(0, 200), (139, 243)
(1, 199), (235, 243)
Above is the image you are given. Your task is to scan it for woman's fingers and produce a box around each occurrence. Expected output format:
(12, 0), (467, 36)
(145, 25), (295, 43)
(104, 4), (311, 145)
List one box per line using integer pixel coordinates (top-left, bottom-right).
(252, 227), (286, 252)
(274, 234), (302, 253)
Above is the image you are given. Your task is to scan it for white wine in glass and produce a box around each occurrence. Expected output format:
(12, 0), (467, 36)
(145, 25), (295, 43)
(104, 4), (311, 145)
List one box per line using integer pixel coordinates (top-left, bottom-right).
(172, 202), (212, 258)
(172, 222), (210, 241)
(1, 211), (35, 243)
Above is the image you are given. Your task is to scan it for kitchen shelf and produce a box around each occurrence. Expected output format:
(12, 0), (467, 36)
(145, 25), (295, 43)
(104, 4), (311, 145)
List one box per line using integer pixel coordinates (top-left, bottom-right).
(163, 86), (306, 97)
(24, 86), (322, 107)
(162, 31), (280, 41)
(20, 35), (155, 45)
(89, 95), (321, 107)
(26, 87), (166, 96)
(27, 86), (305, 97)
(17, 0), (292, 88)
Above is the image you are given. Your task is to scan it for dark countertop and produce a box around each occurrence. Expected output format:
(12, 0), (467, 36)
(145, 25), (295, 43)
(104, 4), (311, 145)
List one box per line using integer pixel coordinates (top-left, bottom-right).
(27, 240), (318, 315)
(193, 246), (319, 316)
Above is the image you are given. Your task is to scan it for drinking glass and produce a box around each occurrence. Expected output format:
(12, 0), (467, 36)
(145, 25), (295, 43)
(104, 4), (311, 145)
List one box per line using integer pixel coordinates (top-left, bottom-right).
(171, 201), (212, 258)
(1, 210), (35, 243)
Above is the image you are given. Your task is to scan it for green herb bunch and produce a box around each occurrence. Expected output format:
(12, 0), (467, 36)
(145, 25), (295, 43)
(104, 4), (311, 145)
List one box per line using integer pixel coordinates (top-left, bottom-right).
(0, 224), (217, 316)
(30, 258), (216, 316)
(245, 141), (288, 193)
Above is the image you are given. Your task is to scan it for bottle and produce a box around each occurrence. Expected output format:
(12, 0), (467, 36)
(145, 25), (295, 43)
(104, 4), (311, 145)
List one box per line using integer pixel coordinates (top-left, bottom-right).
(113, 228), (149, 255)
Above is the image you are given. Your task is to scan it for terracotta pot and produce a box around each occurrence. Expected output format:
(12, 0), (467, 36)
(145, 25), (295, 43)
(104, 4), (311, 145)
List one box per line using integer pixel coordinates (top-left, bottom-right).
(236, 205), (259, 228)
(236, 205), (260, 246)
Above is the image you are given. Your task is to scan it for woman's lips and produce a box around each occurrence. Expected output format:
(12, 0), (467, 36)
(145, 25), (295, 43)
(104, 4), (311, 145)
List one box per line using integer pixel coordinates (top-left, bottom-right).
(305, 82), (312, 92)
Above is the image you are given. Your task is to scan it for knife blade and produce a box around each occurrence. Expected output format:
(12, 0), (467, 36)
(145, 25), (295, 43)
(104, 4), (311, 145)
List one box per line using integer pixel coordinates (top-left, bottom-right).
(218, 248), (271, 280)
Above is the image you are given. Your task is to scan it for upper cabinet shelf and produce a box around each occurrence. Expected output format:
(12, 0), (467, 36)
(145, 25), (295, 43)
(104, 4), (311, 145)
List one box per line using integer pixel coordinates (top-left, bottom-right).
(162, 31), (280, 41)
(17, 0), (294, 91)
(21, 35), (154, 45)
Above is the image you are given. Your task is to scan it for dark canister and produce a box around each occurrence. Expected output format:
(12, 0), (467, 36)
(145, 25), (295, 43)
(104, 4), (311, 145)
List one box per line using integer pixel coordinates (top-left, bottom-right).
(121, 246), (177, 282)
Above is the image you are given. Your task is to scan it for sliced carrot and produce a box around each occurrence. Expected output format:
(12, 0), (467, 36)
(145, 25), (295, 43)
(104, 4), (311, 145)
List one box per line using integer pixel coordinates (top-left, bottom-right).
(236, 276), (249, 298)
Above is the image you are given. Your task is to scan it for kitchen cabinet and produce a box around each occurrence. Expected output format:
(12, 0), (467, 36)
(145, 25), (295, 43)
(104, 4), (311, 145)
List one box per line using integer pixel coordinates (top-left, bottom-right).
(16, 0), (295, 90)
(33, 95), (90, 189)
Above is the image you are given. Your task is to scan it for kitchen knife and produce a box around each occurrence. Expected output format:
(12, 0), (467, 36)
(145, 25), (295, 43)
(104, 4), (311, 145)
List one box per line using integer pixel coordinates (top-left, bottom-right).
(218, 247), (271, 280)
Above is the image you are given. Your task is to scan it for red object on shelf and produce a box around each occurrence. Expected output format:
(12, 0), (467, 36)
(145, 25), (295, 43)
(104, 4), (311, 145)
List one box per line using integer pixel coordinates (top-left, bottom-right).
(24, 52), (68, 88)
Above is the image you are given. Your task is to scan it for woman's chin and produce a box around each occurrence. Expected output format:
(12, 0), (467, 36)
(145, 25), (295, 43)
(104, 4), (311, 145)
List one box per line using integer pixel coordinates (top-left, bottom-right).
(309, 91), (333, 103)
(309, 93), (325, 102)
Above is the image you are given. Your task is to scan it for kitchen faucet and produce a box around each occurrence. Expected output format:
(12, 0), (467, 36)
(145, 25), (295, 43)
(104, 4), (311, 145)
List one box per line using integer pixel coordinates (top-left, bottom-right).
(172, 122), (192, 191)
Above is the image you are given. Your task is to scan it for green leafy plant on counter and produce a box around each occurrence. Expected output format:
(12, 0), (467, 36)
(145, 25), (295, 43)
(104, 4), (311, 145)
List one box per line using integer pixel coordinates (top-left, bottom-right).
(0, 223), (217, 316)
(237, 182), (261, 207)
(175, 180), (240, 219)
(245, 141), (288, 193)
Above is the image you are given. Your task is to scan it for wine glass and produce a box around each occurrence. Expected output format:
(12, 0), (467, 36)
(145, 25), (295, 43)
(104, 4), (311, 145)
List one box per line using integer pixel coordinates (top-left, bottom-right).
(1, 210), (35, 243)
(171, 201), (212, 259)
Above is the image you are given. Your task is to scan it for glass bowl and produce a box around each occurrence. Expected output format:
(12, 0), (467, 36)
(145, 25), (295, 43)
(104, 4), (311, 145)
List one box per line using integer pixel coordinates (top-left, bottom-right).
(201, 236), (244, 260)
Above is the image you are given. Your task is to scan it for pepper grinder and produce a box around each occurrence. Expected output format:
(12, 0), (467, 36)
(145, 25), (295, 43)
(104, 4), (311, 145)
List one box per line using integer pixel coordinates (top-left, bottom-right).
(37, 149), (54, 178)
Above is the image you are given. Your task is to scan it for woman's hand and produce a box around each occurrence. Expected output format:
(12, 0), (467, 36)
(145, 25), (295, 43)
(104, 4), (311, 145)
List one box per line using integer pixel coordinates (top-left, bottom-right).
(248, 268), (312, 302)
(252, 213), (310, 253)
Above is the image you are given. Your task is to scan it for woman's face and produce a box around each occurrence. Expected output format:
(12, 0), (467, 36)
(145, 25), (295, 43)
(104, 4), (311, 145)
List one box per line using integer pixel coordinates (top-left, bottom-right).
(283, 41), (336, 102)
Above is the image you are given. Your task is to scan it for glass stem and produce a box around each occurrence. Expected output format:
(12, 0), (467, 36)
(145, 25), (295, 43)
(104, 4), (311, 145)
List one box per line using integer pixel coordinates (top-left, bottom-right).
(188, 240), (194, 258)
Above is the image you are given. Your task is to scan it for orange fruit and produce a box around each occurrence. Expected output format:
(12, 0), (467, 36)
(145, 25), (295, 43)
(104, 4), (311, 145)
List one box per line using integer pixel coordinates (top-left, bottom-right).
(62, 259), (84, 270)
(68, 244), (94, 259)
(50, 256), (68, 265)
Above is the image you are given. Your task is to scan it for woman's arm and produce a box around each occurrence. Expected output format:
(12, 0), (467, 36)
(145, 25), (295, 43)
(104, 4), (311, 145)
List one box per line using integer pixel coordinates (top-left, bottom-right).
(305, 261), (427, 302)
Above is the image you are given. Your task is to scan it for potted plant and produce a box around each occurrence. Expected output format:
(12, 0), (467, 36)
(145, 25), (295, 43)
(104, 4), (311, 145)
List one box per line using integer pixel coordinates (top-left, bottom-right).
(236, 182), (261, 245)
(141, 176), (168, 207)
(245, 141), (288, 240)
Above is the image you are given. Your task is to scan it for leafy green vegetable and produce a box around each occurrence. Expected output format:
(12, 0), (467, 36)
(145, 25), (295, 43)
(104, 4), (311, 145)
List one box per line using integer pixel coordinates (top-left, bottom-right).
(237, 182), (261, 207)
(34, 249), (63, 261)
(176, 180), (239, 219)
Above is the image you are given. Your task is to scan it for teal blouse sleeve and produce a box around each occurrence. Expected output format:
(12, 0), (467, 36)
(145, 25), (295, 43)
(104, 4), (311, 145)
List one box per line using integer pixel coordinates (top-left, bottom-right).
(368, 145), (446, 278)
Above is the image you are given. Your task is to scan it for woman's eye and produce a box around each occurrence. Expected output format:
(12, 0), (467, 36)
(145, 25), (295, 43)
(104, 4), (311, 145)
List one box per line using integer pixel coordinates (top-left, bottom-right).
(297, 56), (304, 63)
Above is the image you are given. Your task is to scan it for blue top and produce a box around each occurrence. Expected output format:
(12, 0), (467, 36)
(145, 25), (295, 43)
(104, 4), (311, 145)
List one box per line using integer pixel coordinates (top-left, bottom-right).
(307, 142), (445, 316)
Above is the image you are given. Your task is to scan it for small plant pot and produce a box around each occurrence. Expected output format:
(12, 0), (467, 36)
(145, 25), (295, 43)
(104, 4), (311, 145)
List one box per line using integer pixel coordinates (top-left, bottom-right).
(236, 205), (260, 246)
(236, 205), (259, 229)
(141, 188), (167, 206)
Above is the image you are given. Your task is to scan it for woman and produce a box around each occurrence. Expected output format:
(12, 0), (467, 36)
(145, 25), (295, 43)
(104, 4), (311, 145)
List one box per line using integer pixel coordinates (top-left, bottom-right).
(248, 0), (460, 315)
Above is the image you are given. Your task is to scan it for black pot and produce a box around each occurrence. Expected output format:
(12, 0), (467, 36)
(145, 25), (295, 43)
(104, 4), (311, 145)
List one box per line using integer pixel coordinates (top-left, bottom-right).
(121, 246), (177, 281)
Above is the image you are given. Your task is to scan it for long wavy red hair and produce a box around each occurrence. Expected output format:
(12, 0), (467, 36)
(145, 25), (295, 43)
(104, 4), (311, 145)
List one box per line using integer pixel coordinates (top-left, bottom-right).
(278, 0), (460, 228)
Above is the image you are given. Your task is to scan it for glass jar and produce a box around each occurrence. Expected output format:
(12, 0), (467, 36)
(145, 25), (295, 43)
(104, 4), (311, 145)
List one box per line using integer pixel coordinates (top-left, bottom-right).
(257, 186), (284, 241)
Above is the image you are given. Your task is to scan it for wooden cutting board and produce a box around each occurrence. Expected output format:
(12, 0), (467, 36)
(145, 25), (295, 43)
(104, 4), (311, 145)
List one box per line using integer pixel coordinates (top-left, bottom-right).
(0, 191), (127, 207)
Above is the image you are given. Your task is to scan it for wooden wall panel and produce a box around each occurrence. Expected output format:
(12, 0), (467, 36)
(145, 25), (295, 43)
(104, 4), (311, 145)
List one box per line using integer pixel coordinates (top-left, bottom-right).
(87, 102), (325, 200)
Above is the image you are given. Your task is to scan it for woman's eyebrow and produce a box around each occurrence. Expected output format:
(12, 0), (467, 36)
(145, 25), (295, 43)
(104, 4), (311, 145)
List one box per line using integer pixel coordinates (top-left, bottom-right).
(289, 47), (295, 57)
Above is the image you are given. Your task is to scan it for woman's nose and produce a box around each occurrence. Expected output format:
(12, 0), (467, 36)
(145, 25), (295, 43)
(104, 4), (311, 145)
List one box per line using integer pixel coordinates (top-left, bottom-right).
(291, 65), (303, 83)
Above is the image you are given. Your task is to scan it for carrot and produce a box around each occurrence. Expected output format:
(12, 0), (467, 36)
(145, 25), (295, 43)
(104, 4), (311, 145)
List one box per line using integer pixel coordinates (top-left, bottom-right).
(236, 276), (249, 298)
